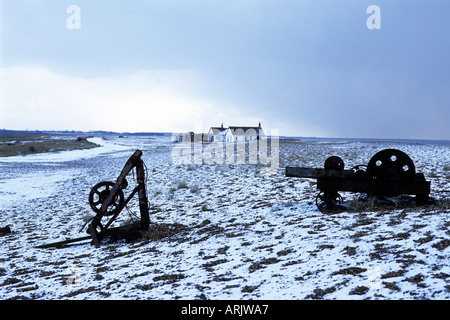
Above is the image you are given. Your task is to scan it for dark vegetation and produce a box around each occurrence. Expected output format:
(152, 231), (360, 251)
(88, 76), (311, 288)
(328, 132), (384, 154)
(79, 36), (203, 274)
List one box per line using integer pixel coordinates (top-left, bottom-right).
(0, 133), (99, 157)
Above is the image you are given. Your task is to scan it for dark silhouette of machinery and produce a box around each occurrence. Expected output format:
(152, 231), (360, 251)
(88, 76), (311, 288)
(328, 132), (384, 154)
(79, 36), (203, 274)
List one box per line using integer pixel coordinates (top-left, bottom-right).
(38, 150), (150, 248)
(286, 149), (431, 212)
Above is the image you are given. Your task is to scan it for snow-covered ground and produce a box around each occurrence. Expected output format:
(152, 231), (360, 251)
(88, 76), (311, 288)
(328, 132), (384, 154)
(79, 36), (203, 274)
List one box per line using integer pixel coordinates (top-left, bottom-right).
(0, 135), (449, 300)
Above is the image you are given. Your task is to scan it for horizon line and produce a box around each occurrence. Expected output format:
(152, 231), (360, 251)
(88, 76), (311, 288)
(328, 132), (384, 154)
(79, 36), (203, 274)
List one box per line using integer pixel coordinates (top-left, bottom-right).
(1, 128), (449, 143)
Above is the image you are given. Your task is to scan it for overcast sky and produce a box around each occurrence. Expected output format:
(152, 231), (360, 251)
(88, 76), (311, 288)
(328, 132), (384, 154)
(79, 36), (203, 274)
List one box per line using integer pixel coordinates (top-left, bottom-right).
(1, 0), (449, 139)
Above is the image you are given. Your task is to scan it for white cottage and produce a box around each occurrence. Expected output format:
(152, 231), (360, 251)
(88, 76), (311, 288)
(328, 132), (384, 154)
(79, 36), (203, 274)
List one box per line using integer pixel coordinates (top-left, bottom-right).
(208, 123), (227, 142)
(225, 122), (265, 142)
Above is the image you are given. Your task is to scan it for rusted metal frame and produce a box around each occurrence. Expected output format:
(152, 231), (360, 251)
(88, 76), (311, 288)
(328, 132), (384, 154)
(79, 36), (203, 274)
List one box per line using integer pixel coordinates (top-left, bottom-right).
(95, 157), (149, 233)
(89, 150), (149, 246)
(37, 224), (143, 249)
(37, 149), (150, 249)
(135, 158), (150, 230)
(101, 186), (140, 232)
(89, 186), (140, 246)
(286, 166), (430, 197)
(97, 150), (143, 215)
(285, 167), (353, 178)
(316, 176), (431, 196)
(286, 149), (431, 212)
(88, 223), (102, 247)
(36, 236), (92, 249)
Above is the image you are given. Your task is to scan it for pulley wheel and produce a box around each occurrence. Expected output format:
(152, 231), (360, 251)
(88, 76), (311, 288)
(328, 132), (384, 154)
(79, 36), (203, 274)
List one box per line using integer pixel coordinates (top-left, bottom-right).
(366, 149), (415, 181)
(89, 181), (124, 216)
(324, 156), (344, 171)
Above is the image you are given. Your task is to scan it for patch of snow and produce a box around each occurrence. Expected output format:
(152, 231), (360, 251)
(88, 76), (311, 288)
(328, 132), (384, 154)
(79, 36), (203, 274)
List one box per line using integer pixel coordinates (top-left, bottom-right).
(0, 137), (449, 300)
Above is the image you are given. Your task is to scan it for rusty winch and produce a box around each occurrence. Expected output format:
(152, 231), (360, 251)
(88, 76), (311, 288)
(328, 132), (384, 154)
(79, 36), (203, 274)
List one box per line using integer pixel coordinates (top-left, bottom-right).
(87, 149), (150, 246)
(286, 149), (431, 212)
(38, 150), (150, 248)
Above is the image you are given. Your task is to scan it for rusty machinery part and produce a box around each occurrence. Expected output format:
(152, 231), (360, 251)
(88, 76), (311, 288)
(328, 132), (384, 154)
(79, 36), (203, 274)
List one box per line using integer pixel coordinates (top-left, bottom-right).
(37, 150), (151, 249)
(351, 164), (367, 178)
(285, 148), (430, 213)
(315, 191), (343, 213)
(89, 181), (125, 216)
(88, 150), (150, 247)
(324, 156), (344, 172)
(366, 149), (416, 181)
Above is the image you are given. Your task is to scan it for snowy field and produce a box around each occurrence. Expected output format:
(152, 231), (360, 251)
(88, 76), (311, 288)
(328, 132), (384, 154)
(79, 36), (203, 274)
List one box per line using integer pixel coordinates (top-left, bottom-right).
(0, 134), (449, 300)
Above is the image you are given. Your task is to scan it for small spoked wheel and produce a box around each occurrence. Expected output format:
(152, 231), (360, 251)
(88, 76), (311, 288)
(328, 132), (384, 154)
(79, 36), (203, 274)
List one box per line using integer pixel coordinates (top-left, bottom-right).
(316, 191), (343, 213)
(89, 181), (124, 216)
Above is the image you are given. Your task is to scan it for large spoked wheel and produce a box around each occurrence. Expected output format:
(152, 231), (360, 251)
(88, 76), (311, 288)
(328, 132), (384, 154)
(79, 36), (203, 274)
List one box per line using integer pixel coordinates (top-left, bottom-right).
(366, 149), (415, 181)
(315, 191), (343, 213)
(89, 181), (124, 216)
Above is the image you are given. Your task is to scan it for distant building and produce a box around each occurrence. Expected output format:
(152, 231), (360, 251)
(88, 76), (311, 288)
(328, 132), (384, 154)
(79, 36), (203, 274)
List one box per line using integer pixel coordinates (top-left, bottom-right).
(207, 122), (265, 142)
(174, 122), (265, 143)
(172, 131), (208, 143)
(172, 132), (185, 143)
(208, 123), (227, 142)
(172, 132), (191, 143)
(225, 122), (265, 142)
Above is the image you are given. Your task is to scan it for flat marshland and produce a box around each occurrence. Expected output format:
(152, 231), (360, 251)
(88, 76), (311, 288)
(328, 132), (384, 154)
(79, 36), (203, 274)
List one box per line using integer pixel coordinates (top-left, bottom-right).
(0, 134), (449, 299)
(0, 133), (99, 157)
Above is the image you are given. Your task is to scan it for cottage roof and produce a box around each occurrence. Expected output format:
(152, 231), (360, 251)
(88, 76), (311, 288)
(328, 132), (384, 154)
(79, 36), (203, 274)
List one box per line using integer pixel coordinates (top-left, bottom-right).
(227, 126), (262, 135)
(209, 127), (227, 135)
(209, 122), (264, 137)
